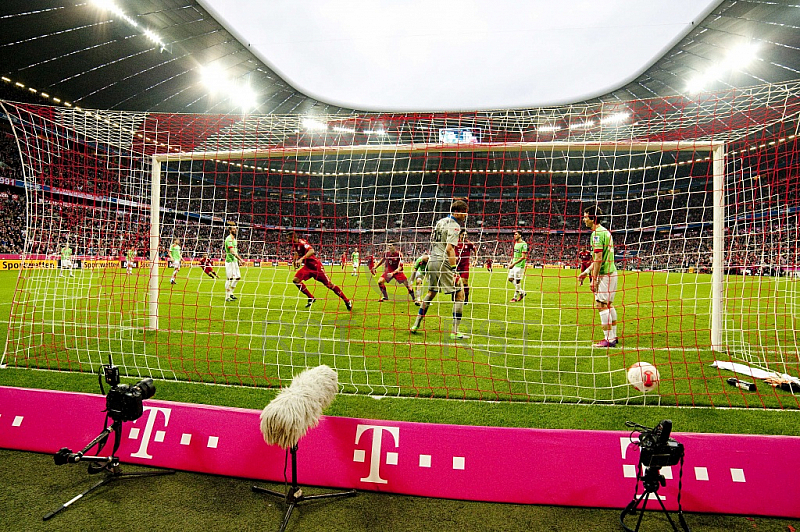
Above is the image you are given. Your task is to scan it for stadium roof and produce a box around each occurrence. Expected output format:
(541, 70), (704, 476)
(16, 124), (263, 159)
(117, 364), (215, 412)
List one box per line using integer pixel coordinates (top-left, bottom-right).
(0, 0), (799, 114)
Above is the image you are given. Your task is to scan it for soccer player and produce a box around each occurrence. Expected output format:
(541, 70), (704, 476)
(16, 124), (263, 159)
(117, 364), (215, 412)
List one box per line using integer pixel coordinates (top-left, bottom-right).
(169, 238), (181, 285)
(60, 241), (74, 277)
(224, 226), (243, 301)
(290, 233), (352, 310)
(125, 247), (136, 275)
(583, 205), (619, 348)
(485, 257), (493, 272)
(410, 199), (469, 340)
(351, 249), (360, 276)
(372, 243), (415, 303)
(200, 254), (219, 279)
(455, 229), (476, 303)
(411, 253), (429, 304)
(341, 251), (347, 270)
(507, 231), (527, 302)
(577, 248), (593, 286)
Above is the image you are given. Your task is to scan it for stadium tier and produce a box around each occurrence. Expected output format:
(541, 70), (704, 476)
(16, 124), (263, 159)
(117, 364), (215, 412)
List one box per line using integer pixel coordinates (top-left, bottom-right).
(1, 80), (799, 408)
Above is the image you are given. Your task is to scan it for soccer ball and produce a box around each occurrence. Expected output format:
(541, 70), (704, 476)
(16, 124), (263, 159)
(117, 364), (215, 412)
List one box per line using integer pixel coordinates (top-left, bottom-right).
(627, 362), (660, 393)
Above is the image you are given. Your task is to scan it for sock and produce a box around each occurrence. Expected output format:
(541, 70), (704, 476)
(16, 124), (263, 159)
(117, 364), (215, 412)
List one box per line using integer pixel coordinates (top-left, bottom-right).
(231, 279), (238, 289)
(225, 280), (231, 295)
(331, 284), (347, 301)
(599, 309), (611, 341)
(413, 294), (434, 327)
(295, 282), (313, 299)
(453, 300), (464, 333)
(380, 286), (389, 299)
(609, 307), (618, 340)
(463, 286), (470, 303)
(407, 287), (415, 298)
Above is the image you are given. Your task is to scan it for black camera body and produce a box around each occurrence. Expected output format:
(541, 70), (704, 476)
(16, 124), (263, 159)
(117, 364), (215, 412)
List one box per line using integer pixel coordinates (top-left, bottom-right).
(100, 358), (155, 422)
(628, 419), (684, 469)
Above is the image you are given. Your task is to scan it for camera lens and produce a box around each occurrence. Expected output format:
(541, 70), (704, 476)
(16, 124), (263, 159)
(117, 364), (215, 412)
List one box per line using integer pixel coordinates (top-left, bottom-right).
(134, 378), (155, 400)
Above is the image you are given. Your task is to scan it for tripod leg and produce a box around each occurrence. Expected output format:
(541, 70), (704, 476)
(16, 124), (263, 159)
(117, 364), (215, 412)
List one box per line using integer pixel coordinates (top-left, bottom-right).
(278, 501), (298, 532)
(43, 475), (114, 520)
(652, 492), (686, 532)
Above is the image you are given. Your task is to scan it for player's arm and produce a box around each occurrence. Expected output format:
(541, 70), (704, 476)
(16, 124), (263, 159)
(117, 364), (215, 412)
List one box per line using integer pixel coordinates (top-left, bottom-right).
(372, 255), (384, 274)
(590, 249), (602, 291)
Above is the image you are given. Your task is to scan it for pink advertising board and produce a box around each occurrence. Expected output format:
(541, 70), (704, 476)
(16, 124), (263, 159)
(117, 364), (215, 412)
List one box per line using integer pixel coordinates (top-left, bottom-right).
(0, 386), (797, 517)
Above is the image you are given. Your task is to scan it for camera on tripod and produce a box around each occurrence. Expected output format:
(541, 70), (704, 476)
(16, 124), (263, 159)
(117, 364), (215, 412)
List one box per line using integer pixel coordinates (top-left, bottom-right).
(626, 419), (684, 469)
(101, 358), (155, 422)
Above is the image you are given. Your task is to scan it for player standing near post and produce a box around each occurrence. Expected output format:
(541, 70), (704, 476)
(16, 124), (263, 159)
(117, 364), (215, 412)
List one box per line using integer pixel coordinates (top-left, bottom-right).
(290, 233), (352, 310)
(169, 238), (181, 285)
(224, 226), (243, 301)
(411, 253), (429, 304)
(410, 199), (469, 340)
(126, 247), (136, 275)
(351, 249), (360, 276)
(455, 229), (476, 303)
(200, 254), (219, 279)
(583, 206), (619, 347)
(507, 231), (527, 302)
(60, 241), (74, 277)
(372, 243), (415, 303)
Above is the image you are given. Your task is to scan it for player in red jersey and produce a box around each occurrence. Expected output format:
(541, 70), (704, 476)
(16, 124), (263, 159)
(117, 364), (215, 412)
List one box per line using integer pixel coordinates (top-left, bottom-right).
(577, 248), (593, 286)
(366, 253), (375, 273)
(199, 254), (219, 279)
(454, 229), (476, 303)
(341, 251), (347, 270)
(372, 243), (416, 302)
(485, 258), (493, 272)
(289, 233), (352, 311)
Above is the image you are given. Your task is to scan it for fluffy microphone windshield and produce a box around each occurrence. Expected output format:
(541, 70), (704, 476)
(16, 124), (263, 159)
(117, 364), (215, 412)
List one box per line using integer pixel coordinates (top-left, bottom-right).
(260, 365), (338, 449)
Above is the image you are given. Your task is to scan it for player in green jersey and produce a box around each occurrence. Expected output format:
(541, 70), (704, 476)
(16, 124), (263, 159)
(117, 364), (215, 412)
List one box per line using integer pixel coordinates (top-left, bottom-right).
(583, 205), (619, 348)
(169, 238), (181, 285)
(507, 231), (528, 302)
(351, 250), (360, 276)
(126, 248), (136, 275)
(60, 242), (74, 277)
(411, 253), (429, 304)
(224, 226), (243, 301)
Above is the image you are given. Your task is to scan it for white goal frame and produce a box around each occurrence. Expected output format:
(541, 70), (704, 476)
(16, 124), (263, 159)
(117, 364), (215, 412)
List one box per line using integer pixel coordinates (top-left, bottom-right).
(148, 140), (727, 352)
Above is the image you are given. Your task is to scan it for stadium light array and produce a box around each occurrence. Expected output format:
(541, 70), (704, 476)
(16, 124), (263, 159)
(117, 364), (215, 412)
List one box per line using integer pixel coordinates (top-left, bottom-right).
(686, 42), (759, 94)
(199, 66), (258, 112)
(600, 112), (630, 125)
(302, 118), (328, 131)
(91, 0), (169, 52)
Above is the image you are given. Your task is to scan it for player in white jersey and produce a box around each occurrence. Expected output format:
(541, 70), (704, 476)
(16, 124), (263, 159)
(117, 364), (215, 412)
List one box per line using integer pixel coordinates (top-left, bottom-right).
(410, 199), (469, 340)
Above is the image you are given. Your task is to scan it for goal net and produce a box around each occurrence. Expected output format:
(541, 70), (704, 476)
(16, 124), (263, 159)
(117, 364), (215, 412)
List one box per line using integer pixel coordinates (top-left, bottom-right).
(2, 80), (799, 408)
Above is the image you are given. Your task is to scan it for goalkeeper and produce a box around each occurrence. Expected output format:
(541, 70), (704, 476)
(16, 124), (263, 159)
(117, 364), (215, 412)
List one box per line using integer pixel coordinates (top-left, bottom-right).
(411, 253), (429, 305)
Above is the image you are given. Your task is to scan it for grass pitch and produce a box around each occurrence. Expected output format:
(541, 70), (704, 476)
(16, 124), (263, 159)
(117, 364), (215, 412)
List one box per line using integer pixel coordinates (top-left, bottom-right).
(2, 265), (799, 409)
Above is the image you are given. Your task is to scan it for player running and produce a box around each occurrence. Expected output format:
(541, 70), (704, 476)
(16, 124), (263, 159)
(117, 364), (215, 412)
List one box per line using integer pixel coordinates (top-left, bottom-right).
(411, 253), (429, 304)
(200, 254), (219, 279)
(507, 231), (527, 302)
(60, 241), (74, 277)
(372, 243), (416, 303)
(583, 205), (619, 348)
(351, 249), (360, 276)
(169, 238), (181, 285)
(224, 226), (243, 301)
(290, 233), (352, 311)
(485, 257), (493, 272)
(455, 229), (475, 303)
(410, 199), (469, 340)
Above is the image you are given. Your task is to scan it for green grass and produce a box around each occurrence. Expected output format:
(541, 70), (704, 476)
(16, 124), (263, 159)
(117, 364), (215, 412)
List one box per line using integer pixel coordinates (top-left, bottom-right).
(2, 266), (799, 409)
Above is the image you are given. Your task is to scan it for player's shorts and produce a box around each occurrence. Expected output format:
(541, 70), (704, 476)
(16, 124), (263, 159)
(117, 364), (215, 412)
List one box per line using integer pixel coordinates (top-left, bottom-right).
(426, 259), (460, 294)
(412, 270), (426, 283)
(203, 267), (213, 275)
(353, 261), (359, 268)
(295, 265), (331, 285)
(507, 266), (524, 281)
(61, 259), (72, 269)
(457, 268), (470, 281)
(225, 261), (241, 279)
(172, 260), (181, 270)
(594, 271), (618, 304)
(381, 271), (407, 284)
